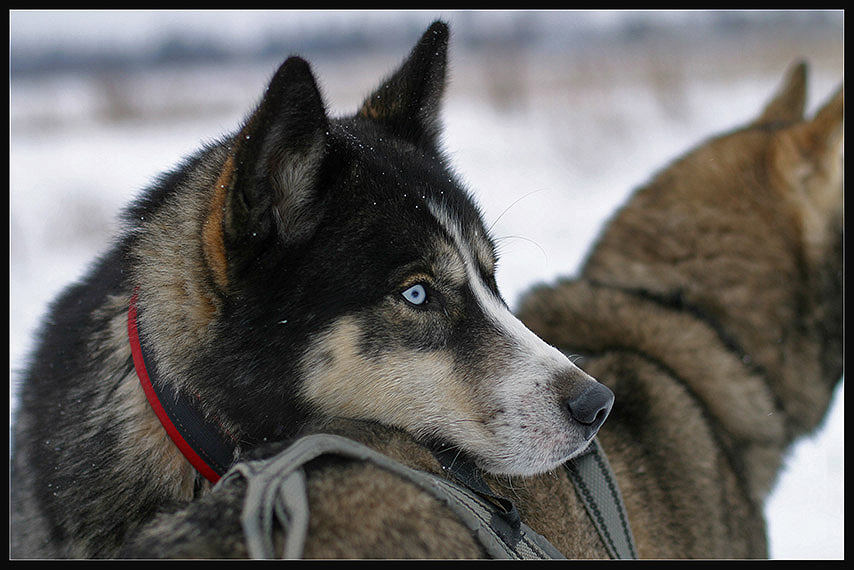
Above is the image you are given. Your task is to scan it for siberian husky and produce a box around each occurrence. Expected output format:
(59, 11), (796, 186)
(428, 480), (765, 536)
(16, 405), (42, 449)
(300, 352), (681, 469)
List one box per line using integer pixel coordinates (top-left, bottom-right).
(11, 21), (613, 558)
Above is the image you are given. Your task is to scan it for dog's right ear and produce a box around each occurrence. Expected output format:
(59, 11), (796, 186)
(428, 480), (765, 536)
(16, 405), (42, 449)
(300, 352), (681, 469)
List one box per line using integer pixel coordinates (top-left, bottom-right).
(357, 21), (449, 151)
(771, 82), (843, 268)
(751, 61), (808, 126)
(203, 57), (329, 292)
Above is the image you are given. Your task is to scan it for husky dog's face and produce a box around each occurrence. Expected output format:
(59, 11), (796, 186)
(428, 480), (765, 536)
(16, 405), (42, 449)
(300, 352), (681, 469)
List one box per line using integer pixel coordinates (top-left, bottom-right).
(199, 22), (612, 476)
(294, 127), (612, 475)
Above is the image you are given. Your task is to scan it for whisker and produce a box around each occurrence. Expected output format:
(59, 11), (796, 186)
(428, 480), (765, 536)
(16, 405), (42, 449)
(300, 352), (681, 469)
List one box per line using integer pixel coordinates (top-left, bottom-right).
(501, 473), (523, 501)
(447, 447), (466, 471)
(496, 234), (549, 264)
(487, 188), (547, 234)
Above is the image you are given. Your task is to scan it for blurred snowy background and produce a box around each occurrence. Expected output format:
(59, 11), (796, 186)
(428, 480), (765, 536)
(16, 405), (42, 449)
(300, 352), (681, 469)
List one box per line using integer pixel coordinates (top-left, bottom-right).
(10, 10), (843, 559)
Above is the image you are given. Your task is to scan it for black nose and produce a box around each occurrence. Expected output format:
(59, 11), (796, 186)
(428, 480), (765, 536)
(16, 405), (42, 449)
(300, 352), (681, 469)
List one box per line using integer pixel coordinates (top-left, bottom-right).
(566, 382), (614, 436)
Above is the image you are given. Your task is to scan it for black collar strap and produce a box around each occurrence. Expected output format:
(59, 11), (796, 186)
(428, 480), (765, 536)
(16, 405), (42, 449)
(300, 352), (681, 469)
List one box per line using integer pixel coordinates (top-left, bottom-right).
(128, 289), (236, 483)
(429, 442), (523, 546)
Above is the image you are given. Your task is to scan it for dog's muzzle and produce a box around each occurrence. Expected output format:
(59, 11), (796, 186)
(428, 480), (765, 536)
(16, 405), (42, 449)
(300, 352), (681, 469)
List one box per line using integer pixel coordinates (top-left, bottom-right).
(566, 383), (614, 439)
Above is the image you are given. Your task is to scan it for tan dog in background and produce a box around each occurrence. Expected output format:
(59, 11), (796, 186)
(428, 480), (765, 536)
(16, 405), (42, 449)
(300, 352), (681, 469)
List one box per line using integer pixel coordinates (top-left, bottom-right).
(515, 60), (843, 557)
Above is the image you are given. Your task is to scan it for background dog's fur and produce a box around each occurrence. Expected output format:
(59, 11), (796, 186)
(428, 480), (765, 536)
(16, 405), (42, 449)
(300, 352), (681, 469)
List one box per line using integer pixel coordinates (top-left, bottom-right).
(517, 64), (843, 557)
(124, 59), (843, 558)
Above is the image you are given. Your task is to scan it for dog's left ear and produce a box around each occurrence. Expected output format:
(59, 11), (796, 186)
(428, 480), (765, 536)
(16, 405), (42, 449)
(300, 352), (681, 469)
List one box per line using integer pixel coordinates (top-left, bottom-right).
(772, 83), (843, 263)
(788, 84), (844, 167)
(357, 21), (449, 150)
(773, 83), (843, 193)
(752, 61), (808, 126)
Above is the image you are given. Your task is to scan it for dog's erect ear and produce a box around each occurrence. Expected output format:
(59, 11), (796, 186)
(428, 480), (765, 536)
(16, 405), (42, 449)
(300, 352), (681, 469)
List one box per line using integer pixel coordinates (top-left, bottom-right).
(752, 61), (808, 126)
(790, 84), (844, 166)
(357, 21), (449, 149)
(772, 84), (843, 259)
(203, 57), (329, 291)
(774, 84), (843, 189)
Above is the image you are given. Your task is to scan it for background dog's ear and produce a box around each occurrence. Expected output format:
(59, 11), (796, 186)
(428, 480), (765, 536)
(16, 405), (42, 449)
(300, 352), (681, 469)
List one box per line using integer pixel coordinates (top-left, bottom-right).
(772, 84), (843, 265)
(752, 61), (808, 126)
(357, 20), (449, 150)
(203, 57), (329, 291)
(773, 84), (843, 193)
(790, 84), (844, 166)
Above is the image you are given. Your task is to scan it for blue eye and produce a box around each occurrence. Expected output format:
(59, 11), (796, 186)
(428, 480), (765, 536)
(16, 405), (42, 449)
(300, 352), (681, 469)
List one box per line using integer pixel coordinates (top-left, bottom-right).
(402, 283), (427, 306)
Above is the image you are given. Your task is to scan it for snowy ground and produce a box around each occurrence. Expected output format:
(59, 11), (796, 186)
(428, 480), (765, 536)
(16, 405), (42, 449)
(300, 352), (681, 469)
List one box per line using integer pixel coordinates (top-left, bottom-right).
(10, 10), (843, 559)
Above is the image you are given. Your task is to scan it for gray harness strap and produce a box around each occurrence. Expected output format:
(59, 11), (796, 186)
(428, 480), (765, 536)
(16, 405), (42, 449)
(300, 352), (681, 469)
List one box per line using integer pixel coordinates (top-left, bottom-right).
(565, 438), (638, 559)
(221, 434), (563, 559)
(221, 433), (633, 559)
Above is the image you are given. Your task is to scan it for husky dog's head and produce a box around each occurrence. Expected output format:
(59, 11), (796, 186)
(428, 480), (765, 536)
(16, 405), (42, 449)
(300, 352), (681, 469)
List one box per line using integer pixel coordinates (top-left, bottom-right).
(133, 21), (610, 477)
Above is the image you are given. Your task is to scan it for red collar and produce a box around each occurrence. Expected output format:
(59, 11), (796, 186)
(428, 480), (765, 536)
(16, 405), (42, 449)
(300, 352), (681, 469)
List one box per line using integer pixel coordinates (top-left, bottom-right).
(128, 289), (236, 483)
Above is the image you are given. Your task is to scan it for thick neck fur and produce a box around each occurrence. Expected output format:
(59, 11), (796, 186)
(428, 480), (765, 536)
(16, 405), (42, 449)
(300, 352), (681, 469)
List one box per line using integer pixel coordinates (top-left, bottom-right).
(519, 278), (789, 505)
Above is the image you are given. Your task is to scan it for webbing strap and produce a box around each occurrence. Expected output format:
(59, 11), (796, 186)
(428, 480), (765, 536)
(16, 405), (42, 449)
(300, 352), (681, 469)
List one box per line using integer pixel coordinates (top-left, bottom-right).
(565, 438), (638, 559)
(219, 434), (564, 559)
